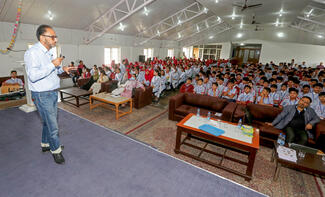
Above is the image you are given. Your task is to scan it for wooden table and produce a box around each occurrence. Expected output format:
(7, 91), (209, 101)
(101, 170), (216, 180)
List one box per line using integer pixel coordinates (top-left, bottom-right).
(59, 87), (92, 107)
(89, 92), (132, 120)
(175, 113), (259, 181)
(271, 142), (325, 181)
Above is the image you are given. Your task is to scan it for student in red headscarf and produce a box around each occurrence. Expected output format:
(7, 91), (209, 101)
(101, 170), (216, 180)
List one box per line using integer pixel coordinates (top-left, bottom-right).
(144, 69), (152, 86)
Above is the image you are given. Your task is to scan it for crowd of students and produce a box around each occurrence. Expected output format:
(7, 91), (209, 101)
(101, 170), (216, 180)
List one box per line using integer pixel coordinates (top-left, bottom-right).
(70, 57), (325, 119)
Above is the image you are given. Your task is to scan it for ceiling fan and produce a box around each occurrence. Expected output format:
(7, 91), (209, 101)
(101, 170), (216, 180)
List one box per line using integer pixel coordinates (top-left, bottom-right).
(233, 0), (262, 11)
(251, 14), (260, 24)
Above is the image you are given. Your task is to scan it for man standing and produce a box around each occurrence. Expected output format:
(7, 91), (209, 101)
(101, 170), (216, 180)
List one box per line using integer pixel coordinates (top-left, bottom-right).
(267, 96), (320, 145)
(24, 24), (74, 164)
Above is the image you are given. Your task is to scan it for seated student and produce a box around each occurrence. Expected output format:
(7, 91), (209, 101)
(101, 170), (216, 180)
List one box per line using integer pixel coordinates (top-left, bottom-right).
(269, 84), (280, 106)
(237, 85), (254, 105)
(151, 70), (161, 102)
(298, 84), (312, 99)
(81, 68), (91, 79)
(256, 87), (273, 105)
(194, 78), (205, 95)
(203, 75), (212, 94)
(2, 70), (24, 86)
(180, 78), (194, 93)
(207, 82), (221, 97)
(311, 83), (323, 104)
(266, 96), (320, 145)
(89, 70), (109, 94)
(278, 83), (289, 102)
(159, 70), (167, 94)
(312, 92), (325, 119)
(280, 88), (299, 108)
(170, 68), (179, 90)
(178, 67), (186, 86)
(115, 68), (123, 84)
(222, 79), (238, 101)
(192, 74), (199, 86)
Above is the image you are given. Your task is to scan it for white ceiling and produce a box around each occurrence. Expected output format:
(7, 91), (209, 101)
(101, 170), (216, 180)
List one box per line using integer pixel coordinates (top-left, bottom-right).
(0, 0), (324, 45)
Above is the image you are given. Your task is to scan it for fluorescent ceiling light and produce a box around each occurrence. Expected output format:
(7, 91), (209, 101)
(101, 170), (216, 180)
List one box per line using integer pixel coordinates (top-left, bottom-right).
(240, 21), (243, 28)
(317, 35), (324, 38)
(143, 7), (150, 16)
(178, 33), (181, 38)
(236, 33), (243, 38)
(277, 32), (284, 37)
(240, 43), (244, 46)
(119, 23), (126, 31)
(275, 18), (279, 27)
(209, 36), (214, 39)
(216, 0), (219, 3)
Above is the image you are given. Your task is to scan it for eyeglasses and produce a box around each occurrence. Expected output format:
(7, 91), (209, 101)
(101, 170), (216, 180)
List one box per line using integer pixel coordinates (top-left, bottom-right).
(41, 34), (58, 40)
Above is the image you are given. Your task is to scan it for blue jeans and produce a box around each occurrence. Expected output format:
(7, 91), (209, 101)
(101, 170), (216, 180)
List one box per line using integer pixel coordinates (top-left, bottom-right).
(32, 91), (60, 151)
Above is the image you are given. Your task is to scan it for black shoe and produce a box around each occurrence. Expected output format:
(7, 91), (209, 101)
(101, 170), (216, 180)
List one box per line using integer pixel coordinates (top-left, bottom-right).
(41, 147), (51, 152)
(52, 152), (65, 164)
(42, 145), (64, 152)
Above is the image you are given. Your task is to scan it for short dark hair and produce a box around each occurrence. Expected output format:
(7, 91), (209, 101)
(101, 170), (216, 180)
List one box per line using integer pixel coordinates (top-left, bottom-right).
(319, 92), (325, 97)
(302, 84), (310, 89)
(264, 87), (271, 93)
(270, 84), (277, 89)
(289, 88), (298, 94)
(302, 96), (312, 103)
(11, 70), (17, 74)
(313, 83), (324, 88)
(36, 24), (53, 41)
(244, 85), (251, 89)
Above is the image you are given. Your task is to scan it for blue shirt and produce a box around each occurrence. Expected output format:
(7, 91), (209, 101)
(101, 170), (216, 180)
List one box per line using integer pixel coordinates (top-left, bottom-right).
(5, 78), (24, 86)
(24, 42), (64, 92)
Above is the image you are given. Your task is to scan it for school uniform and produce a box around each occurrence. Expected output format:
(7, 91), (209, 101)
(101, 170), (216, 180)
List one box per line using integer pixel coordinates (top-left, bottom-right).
(151, 76), (161, 98)
(194, 84), (205, 95)
(256, 95), (273, 105)
(280, 98), (299, 107)
(312, 101), (325, 119)
(237, 92), (254, 103)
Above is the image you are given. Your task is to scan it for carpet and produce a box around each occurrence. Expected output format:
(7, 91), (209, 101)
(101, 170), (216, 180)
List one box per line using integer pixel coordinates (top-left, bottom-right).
(128, 113), (325, 197)
(58, 101), (165, 134)
(0, 107), (265, 197)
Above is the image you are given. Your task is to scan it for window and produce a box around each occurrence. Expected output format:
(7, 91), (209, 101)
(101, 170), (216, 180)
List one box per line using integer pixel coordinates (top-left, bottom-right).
(167, 49), (174, 57)
(144, 48), (154, 60)
(182, 47), (190, 58)
(104, 47), (121, 65)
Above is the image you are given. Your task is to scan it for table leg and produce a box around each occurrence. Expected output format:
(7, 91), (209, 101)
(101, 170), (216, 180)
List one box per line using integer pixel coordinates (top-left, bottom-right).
(115, 104), (119, 120)
(273, 161), (281, 181)
(245, 149), (257, 181)
(60, 91), (64, 102)
(76, 96), (80, 107)
(130, 99), (132, 113)
(174, 127), (182, 154)
(271, 148), (275, 162)
(89, 97), (93, 110)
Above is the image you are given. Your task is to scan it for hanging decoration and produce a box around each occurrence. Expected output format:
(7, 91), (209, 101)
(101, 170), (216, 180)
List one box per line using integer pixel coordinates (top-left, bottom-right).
(0, 0), (23, 54)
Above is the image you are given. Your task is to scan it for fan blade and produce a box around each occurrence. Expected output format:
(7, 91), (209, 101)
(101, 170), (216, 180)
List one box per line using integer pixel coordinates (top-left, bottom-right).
(247, 4), (262, 8)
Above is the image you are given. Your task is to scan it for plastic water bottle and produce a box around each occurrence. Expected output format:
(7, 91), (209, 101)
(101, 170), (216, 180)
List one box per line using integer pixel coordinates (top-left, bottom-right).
(281, 133), (286, 146)
(197, 108), (200, 117)
(237, 119), (242, 128)
(207, 112), (211, 120)
(277, 133), (285, 146)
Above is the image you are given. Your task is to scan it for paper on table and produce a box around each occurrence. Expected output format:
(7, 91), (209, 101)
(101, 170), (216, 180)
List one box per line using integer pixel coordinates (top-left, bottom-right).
(183, 115), (252, 144)
(277, 145), (297, 162)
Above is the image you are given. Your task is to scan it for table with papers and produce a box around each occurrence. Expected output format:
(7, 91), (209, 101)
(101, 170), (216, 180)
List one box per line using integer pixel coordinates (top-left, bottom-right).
(175, 113), (260, 181)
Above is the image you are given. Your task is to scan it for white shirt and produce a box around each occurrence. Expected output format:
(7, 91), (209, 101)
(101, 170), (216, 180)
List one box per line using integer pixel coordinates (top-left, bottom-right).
(24, 42), (64, 92)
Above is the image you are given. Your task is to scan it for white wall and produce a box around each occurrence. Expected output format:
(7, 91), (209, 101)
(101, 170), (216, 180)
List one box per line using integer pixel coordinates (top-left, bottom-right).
(0, 22), (180, 77)
(234, 39), (325, 67)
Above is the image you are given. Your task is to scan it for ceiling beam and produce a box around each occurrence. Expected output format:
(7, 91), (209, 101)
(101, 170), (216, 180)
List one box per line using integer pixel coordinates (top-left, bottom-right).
(84, 0), (156, 44)
(135, 2), (208, 46)
(290, 24), (325, 36)
(180, 22), (232, 47)
(175, 15), (223, 42)
(297, 16), (325, 27)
